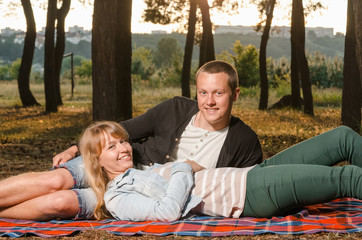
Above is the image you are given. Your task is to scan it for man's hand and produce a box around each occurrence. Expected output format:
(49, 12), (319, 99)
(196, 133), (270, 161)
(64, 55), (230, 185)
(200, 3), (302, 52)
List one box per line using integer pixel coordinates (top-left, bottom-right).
(52, 145), (78, 167)
(184, 159), (205, 173)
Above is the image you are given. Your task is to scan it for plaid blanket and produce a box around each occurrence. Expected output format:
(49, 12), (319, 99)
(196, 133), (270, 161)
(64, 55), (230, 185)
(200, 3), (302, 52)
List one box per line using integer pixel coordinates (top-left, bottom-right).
(1, 198), (362, 238)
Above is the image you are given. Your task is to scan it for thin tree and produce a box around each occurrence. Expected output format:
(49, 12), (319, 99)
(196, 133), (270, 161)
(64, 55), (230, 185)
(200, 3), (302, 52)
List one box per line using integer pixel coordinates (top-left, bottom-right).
(92, 0), (132, 121)
(43, 0), (57, 112)
(18, 0), (40, 107)
(181, 0), (197, 98)
(198, 0), (215, 68)
(352, 0), (362, 88)
(54, 0), (71, 106)
(255, 0), (276, 110)
(342, 0), (361, 132)
(290, 0), (314, 115)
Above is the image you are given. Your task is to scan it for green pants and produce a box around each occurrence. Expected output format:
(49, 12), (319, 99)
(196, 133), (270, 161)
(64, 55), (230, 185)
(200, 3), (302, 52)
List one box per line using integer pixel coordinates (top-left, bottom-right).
(242, 126), (362, 218)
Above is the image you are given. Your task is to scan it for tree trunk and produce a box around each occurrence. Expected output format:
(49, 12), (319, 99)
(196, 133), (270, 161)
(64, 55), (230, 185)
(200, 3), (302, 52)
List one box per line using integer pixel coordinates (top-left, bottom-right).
(92, 0), (133, 121)
(290, 0), (302, 109)
(181, 0), (197, 98)
(342, 0), (361, 132)
(295, 0), (314, 116)
(54, 0), (71, 106)
(18, 0), (40, 107)
(352, 0), (362, 87)
(258, 0), (275, 110)
(44, 0), (58, 112)
(198, 0), (215, 68)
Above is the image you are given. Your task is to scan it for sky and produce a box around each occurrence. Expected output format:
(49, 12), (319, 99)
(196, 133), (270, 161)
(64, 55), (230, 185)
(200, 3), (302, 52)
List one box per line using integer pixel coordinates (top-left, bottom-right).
(0, 0), (348, 35)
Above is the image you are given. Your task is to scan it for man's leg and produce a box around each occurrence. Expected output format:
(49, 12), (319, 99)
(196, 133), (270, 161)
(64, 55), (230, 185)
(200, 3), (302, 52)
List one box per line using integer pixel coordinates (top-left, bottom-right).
(0, 190), (79, 221)
(262, 126), (362, 167)
(242, 163), (362, 218)
(0, 168), (74, 207)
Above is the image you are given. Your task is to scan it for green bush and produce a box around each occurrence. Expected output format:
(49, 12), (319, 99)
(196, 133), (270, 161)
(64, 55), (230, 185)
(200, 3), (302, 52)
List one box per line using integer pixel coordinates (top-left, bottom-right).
(9, 58), (21, 80)
(218, 41), (259, 87)
(0, 64), (11, 80)
(307, 51), (343, 88)
(132, 46), (155, 80)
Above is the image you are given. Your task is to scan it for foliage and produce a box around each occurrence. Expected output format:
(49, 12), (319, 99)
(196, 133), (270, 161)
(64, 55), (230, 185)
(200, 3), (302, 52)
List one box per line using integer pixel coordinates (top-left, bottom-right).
(267, 56), (291, 88)
(131, 46), (155, 80)
(75, 59), (92, 78)
(218, 40), (260, 87)
(30, 71), (44, 84)
(154, 37), (182, 68)
(9, 58), (21, 79)
(61, 55), (86, 74)
(307, 51), (343, 88)
(267, 52), (343, 90)
(0, 64), (11, 80)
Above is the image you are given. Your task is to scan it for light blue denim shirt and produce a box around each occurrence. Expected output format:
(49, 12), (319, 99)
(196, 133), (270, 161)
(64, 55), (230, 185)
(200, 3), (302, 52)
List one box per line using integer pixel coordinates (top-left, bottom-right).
(104, 162), (202, 221)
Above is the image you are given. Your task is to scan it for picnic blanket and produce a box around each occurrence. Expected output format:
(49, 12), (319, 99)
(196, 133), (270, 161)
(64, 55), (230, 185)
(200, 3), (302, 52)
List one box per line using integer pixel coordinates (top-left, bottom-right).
(1, 198), (362, 238)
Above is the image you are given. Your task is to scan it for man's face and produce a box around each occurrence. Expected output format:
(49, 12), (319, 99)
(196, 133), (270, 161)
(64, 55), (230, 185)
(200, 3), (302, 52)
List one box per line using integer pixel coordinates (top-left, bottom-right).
(196, 72), (239, 131)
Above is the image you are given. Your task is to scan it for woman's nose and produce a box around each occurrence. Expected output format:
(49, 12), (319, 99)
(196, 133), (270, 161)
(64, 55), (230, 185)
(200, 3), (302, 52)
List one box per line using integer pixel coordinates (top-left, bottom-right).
(117, 142), (128, 152)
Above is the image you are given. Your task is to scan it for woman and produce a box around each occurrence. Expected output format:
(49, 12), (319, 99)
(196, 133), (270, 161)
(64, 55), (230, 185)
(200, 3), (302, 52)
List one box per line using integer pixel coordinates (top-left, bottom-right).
(79, 121), (362, 221)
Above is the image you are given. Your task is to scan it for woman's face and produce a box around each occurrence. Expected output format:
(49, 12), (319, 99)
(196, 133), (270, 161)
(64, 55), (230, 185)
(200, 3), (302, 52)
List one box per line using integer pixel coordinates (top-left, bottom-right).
(98, 133), (133, 179)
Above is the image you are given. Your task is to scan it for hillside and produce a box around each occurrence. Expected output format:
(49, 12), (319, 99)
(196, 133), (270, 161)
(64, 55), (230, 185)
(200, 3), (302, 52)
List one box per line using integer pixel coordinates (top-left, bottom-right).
(0, 32), (345, 65)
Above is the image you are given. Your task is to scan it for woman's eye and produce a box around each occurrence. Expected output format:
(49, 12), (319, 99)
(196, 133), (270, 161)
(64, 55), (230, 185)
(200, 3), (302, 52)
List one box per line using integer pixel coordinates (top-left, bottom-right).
(120, 140), (129, 145)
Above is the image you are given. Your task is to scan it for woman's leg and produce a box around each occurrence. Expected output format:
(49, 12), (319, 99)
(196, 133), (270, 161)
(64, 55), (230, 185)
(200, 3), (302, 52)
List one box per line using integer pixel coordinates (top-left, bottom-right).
(242, 164), (362, 218)
(0, 168), (74, 207)
(261, 126), (362, 167)
(0, 190), (79, 221)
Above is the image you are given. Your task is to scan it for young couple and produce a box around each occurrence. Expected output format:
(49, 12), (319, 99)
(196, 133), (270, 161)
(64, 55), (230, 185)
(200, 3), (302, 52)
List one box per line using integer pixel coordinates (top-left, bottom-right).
(0, 60), (361, 221)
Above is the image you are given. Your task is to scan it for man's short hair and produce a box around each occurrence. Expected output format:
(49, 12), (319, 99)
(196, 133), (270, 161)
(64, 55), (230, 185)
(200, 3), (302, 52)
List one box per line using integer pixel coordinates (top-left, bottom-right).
(196, 60), (239, 92)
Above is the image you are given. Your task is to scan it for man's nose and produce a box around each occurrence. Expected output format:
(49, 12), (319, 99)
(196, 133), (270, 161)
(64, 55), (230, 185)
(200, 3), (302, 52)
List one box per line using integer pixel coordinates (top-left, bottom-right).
(206, 94), (216, 104)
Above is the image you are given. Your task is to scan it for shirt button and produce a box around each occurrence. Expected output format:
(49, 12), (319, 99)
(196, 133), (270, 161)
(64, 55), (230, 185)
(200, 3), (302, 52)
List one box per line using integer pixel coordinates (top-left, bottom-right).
(149, 163), (153, 166)
(175, 138), (179, 142)
(166, 155), (170, 159)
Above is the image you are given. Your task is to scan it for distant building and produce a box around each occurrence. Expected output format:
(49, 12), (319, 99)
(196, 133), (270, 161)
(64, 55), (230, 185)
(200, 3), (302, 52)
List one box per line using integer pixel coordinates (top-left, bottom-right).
(151, 30), (167, 35)
(306, 27), (334, 38)
(1, 27), (22, 36)
(69, 25), (84, 33)
(214, 25), (259, 35)
(14, 34), (25, 44)
(215, 25), (334, 38)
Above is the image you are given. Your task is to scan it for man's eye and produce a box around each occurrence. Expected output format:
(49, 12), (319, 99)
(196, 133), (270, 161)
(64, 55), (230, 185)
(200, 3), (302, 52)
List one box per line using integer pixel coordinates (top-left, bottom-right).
(120, 140), (128, 145)
(108, 145), (115, 150)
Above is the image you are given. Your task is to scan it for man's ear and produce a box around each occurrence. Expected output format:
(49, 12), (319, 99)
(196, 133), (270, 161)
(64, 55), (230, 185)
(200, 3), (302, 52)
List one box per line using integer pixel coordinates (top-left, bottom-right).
(233, 88), (240, 102)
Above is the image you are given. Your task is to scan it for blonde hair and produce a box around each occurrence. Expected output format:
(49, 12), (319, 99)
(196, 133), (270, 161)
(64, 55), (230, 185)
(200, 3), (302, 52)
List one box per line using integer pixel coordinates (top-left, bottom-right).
(196, 60), (239, 92)
(79, 121), (129, 220)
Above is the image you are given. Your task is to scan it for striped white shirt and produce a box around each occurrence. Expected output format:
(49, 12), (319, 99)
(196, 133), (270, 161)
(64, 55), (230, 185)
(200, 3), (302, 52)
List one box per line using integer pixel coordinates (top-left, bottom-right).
(151, 163), (255, 218)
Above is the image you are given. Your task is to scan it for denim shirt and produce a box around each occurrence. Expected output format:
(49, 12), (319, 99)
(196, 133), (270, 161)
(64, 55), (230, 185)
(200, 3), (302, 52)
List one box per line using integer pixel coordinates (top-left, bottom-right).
(104, 162), (202, 221)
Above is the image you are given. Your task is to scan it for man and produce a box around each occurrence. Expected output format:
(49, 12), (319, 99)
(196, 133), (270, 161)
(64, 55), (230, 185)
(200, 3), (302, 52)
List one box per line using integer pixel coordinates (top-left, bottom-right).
(0, 60), (262, 220)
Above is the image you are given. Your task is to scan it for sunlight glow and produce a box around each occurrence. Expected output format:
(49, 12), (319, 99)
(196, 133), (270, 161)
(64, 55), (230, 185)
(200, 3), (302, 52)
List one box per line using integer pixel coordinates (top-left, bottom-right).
(0, 0), (347, 34)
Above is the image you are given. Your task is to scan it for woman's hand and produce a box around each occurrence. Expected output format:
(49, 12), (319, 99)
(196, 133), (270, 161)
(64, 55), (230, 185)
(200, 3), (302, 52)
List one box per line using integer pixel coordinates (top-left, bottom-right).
(184, 160), (205, 172)
(52, 145), (78, 167)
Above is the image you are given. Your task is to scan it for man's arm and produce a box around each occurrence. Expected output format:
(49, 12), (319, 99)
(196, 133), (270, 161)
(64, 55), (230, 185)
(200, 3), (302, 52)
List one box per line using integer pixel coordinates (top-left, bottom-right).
(52, 145), (78, 166)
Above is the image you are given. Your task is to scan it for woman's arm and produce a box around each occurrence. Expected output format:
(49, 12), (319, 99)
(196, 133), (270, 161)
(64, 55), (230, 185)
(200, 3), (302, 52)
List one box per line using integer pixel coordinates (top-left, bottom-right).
(105, 163), (195, 221)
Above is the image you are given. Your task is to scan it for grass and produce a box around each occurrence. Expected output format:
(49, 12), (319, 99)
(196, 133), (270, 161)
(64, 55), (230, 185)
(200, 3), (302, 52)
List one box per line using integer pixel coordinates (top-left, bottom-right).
(0, 79), (360, 239)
